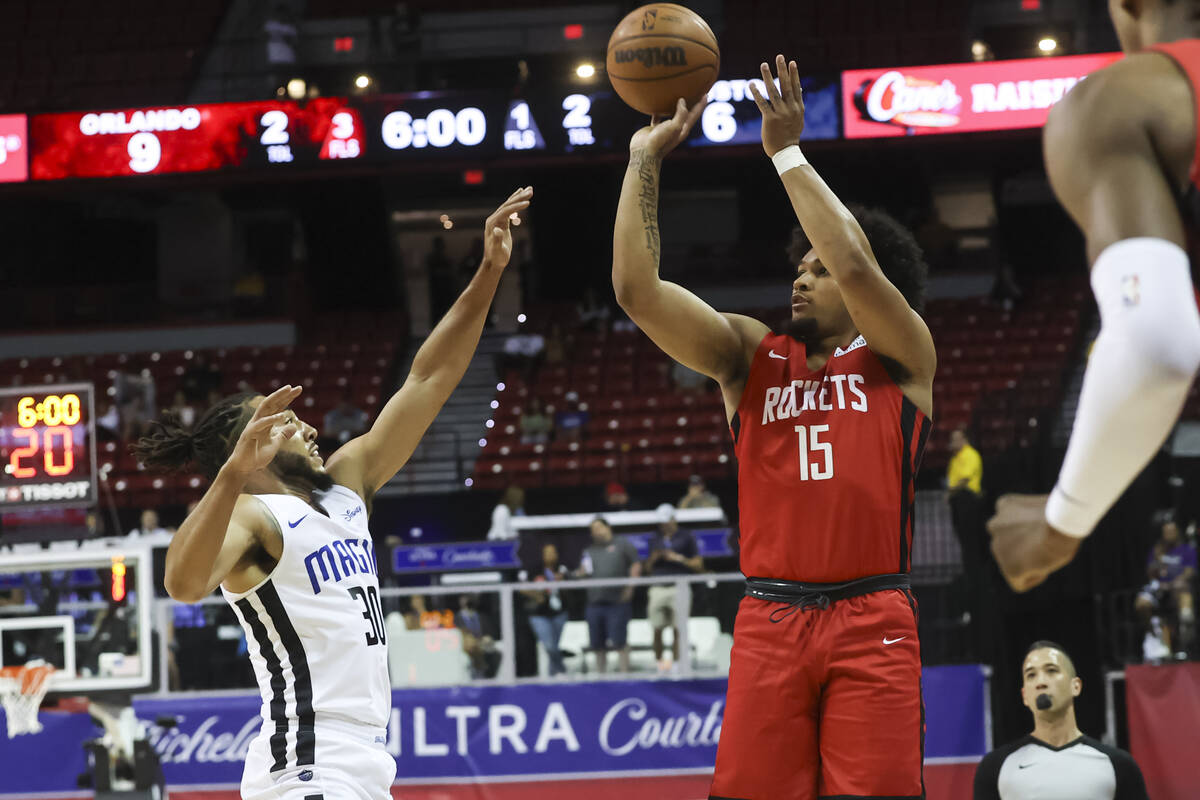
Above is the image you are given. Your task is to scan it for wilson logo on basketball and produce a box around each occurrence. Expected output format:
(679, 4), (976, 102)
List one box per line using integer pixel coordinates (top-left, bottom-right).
(612, 46), (688, 69)
(854, 70), (962, 129)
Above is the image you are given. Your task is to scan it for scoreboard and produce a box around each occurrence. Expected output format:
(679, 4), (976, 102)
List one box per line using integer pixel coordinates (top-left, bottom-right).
(0, 384), (98, 510)
(21, 77), (843, 181)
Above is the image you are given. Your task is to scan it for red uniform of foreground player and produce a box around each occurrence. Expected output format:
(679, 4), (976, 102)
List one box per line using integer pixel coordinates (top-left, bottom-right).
(988, 0), (1200, 592)
(613, 56), (936, 800)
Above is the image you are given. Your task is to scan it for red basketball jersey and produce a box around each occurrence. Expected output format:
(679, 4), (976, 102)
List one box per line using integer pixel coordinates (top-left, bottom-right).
(730, 332), (930, 583)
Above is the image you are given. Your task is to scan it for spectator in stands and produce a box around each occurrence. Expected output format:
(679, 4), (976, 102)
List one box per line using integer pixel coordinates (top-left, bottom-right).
(519, 398), (553, 444)
(948, 426), (987, 644)
(96, 402), (121, 441)
(554, 392), (589, 441)
(989, 262), (1024, 313)
(181, 355), (221, 405)
(543, 323), (569, 367)
(576, 286), (612, 332)
(323, 390), (370, 446)
(456, 593), (499, 679)
(671, 360), (709, 394)
(127, 509), (168, 539)
(1135, 515), (1196, 661)
(501, 328), (545, 381)
(604, 481), (635, 513)
(487, 486), (524, 541)
(167, 390), (199, 430)
(948, 427), (985, 563)
(678, 474), (720, 509)
(519, 543), (570, 676)
(646, 504), (703, 672)
(973, 641), (1148, 800)
(580, 516), (641, 673)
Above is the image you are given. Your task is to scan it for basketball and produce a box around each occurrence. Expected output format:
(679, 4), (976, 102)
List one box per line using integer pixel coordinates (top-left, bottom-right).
(606, 3), (720, 116)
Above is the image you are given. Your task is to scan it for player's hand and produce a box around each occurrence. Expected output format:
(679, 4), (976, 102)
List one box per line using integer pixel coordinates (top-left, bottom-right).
(749, 54), (805, 157)
(629, 97), (708, 159)
(223, 385), (302, 479)
(482, 186), (533, 270)
(987, 494), (1082, 592)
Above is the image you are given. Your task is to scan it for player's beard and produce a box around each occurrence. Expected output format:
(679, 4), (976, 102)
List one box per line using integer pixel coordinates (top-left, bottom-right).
(784, 316), (820, 345)
(273, 450), (335, 492)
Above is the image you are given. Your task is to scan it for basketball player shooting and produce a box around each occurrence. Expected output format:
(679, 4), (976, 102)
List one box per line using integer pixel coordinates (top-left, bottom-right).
(134, 187), (532, 800)
(613, 55), (935, 799)
(987, 0), (1200, 592)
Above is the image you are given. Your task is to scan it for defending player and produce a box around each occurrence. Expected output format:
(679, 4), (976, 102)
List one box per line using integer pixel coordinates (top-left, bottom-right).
(613, 56), (935, 799)
(987, 0), (1200, 591)
(136, 187), (532, 800)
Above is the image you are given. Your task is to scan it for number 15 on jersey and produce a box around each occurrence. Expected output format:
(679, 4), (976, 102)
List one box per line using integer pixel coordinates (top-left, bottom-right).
(795, 424), (833, 481)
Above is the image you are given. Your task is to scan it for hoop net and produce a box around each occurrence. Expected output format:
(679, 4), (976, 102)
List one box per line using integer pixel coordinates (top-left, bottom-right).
(0, 663), (55, 738)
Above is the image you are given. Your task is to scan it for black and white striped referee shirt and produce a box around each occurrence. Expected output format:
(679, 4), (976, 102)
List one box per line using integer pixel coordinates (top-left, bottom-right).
(973, 735), (1149, 800)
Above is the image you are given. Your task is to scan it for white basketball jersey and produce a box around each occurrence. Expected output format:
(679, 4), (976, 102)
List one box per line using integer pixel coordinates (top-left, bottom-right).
(221, 484), (391, 773)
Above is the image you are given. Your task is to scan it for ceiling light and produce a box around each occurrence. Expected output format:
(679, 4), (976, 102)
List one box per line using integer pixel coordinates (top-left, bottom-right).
(354, 74), (371, 89)
(575, 62), (596, 79)
(1037, 37), (1058, 53)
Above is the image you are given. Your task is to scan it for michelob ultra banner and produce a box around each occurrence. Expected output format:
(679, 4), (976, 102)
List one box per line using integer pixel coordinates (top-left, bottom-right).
(842, 52), (1120, 138)
(0, 668), (988, 796)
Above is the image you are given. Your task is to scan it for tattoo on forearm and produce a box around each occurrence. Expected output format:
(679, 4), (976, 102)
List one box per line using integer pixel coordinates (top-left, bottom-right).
(630, 148), (661, 262)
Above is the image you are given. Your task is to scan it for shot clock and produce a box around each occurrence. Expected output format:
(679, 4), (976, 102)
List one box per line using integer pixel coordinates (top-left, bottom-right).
(0, 383), (98, 509)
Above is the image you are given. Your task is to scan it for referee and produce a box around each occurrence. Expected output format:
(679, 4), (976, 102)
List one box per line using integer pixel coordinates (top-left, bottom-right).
(973, 641), (1149, 800)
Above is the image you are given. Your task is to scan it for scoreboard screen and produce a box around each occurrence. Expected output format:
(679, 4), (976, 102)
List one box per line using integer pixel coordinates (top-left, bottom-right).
(0, 383), (98, 509)
(30, 98), (367, 179)
(24, 77), (842, 180)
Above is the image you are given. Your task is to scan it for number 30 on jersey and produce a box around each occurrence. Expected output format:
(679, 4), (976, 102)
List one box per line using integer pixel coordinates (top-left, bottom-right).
(794, 424), (833, 481)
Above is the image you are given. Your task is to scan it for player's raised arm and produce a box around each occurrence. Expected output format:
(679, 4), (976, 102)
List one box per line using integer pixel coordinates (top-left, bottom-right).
(989, 56), (1200, 590)
(327, 187), (533, 496)
(750, 56), (936, 400)
(612, 99), (767, 387)
(150, 385), (302, 602)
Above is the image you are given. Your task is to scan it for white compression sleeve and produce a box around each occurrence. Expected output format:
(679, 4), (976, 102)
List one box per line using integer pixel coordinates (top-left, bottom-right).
(1046, 238), (1200, 537)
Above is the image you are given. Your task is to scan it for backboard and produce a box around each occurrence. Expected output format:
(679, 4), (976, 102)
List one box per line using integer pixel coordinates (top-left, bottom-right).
(0, 543), (154, 695)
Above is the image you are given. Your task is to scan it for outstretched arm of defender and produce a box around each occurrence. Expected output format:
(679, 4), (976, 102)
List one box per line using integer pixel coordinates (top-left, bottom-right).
(1041, 61), (1200, 538)
(989, 57), (1200, 590)
(327, 188), (532, 496)
(750, 56), (936, 396)
(163, 385), (301, 602)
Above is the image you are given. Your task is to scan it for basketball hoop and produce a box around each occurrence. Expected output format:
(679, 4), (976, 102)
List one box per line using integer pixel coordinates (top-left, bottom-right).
(0, 662), (55, 738)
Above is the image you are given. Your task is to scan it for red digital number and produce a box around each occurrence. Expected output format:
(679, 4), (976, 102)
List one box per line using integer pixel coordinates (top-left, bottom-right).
(43, 426), (74, 476)
(9, 429), (37, 478)
(7, 426), (76, 478)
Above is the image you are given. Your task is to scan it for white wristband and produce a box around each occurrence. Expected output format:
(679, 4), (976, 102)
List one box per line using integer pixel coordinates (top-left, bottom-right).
(771, 145), (808, 175)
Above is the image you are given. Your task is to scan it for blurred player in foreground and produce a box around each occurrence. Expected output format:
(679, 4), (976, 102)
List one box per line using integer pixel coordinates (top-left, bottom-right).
(613, 56), (935, 799)
(135, 188), (532, 800)
(988, 0), (1200, 591)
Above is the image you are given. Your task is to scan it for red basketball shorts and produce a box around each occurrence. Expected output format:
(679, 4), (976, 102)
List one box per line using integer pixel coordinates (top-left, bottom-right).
(709, 588), (924, 800)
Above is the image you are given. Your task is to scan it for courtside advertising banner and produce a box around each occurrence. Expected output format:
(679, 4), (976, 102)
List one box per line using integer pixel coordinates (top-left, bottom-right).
(0, 669), (987, 796)
(841, 52), (1120, 138)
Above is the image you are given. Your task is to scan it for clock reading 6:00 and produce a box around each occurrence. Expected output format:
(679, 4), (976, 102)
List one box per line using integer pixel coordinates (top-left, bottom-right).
(17, 394), (82, 428)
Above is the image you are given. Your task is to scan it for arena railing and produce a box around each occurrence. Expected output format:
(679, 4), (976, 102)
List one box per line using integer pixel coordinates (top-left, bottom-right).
(150, 571), (744, 694)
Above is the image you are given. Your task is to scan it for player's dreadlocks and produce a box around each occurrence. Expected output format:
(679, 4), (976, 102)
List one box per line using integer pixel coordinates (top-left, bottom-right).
(133, 392), (257, 480)
(786, 203), (929, 313)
